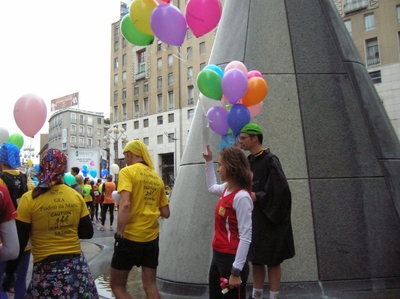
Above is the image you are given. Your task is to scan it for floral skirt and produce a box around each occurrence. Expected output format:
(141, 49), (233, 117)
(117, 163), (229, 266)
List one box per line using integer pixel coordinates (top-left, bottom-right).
(25, 253), (98, 299)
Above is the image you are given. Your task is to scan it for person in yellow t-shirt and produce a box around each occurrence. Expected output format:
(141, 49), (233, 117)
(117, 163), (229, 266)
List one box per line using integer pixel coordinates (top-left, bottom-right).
(110, 140), (170, 299)
(3, 148), (98, 298)
(83, 177), (94, 222)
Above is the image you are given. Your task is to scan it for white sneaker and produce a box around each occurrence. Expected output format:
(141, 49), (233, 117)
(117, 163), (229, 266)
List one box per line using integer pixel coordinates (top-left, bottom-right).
(110, 226), (114, 231)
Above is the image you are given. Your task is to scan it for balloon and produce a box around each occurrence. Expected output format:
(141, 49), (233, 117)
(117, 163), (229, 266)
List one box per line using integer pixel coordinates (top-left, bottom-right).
(82, 186), (91, 197)
(221, 69), (248, 104)
(14, 93), (47, 138)
(0, 127), (9, 145)
(225, 60), (248, 76)
(82, 170), (88, 177)
(112, 191), (121, 204)
(241, 77), (268, 107)
(121, 14), (154, 46)
(7, 133), (24, 149)
(200, 94), (223, 115)
(111, 163), (120, 174)
(82, 164), (88, 171)
(64, 173), (76, 185)
(90, 169), (98, 178)
(248, 70), (263, 79)
(197, 69), (222, 100)
(98, 183), (103, 194)
(151, 3), (186, 46)
(248, 101), (264, 118)
(206, 106), (229, 136)
(227, 104), (251, 135)
(34, 164), (39, 172)
(204, 64), (224, 78)
(130, 0), (158, 35)
(27, 159), (33, 167)
(186, 0), (222, 38)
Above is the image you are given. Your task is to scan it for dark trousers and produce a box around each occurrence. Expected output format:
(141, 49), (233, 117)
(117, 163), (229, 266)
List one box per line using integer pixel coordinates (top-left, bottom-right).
(101, 203), (115, 226)
(208, 250), (249, 299)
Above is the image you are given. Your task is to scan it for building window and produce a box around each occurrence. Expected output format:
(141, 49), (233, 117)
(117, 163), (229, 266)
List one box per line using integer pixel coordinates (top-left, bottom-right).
(122, 103), (127, 120)
(122, 88), (126, 99)
(157, 58), (162, 70)
(157, 94), (163, 112)
(114, 58), (119, 68)
(79, 137), (84, 147)
(187, 85), (194, 105)
(366, 38), (380, 66)
(188, 67), (193, 80)
(344, 19), (352, 35)
(143, 137), (149, 146)
(87, 116), (93, 126)
(114, 74), (118, 85)
(123, 38), (127, 48)
(87, 126), (92, 137)
(79, 125), (84, 136)
(397, 5), (400, 23)
(79, 115), (84, 125)
(134, 121), (139, 129)
(123, 54), (127, 66)
(134, 84), (139, 95)
(168, 54), (173, 67)
(168, 73), (173, 86)
(114, 91), (118, 102)
(122, 71), (126, 83)
(97, 128), (101, 136)
(97, 117), (102, 125)
(187, 47), (192, 60)
(186, 28), (193, 39)
(70, 124), (76, 135)
(168, 91), (174, 109)
(364, 13), (375, 31)
(369, 71), (381, 84)
(157, 135), (163, 144)
(143, 119), (149, 127)
(188, 109), (194, 119)
(114, 41), (118, 52)
(87, 138), (92, 148)
(157, 40), (162, 51)
(200, 62), (206, 70)
(143, 97), (149, 115)
(157, 77), (162, 89)
(168, 113), (174, 123)
(70, 136), (76, 146)
(157, 116), (163, 125)
(144, 81), (149, 93)
(200, 42), (205, 55)
(168, 133), (175, 143)
(137, 50), (146, 74)
(134, 100), (139, 116)
(114, 106), (118, 122)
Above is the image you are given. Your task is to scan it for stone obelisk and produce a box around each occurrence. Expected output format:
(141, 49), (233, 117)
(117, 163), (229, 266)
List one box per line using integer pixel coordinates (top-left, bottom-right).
(156, 0), (400, 297)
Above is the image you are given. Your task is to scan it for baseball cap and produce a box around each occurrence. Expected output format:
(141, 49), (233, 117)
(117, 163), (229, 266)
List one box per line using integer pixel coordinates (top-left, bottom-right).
(240, 123), (263, 135)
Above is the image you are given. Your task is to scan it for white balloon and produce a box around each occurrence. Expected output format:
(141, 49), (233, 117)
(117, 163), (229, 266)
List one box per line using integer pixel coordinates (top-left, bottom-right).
(110, 163), (120, 174)
(0, 127), (9, 145)
(112, 190), (121, 204)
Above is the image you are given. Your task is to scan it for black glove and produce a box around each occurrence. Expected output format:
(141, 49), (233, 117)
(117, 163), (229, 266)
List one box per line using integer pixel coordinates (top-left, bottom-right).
(1, 273), (15, 293)
(114, 233), (129, 254)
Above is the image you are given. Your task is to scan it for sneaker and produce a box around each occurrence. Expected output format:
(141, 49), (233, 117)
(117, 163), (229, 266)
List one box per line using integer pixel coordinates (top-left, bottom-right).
(110, 226), (114, 231)
(96, 219), (99, 223)
(99, 226), (105, 231)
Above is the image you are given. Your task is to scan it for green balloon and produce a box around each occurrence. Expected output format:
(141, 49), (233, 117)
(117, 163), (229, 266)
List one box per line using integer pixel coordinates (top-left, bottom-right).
(64, 173), (76, 185)
(7, 133), (24, 149)
(121, 14), (154, 46)
(83, 186), (91, 196)
(197, 69), (222, 100)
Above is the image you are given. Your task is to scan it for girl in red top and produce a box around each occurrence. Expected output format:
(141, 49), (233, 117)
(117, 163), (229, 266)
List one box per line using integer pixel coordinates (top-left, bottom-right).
(203, 145), (253, 299)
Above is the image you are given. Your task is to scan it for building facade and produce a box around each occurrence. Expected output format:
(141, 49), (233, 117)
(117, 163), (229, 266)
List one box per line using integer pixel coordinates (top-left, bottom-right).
(334, 0), (400, 138)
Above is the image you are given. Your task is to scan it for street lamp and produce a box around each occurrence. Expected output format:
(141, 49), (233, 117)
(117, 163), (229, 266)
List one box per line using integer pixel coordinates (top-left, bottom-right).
(103, 126), (127, 179)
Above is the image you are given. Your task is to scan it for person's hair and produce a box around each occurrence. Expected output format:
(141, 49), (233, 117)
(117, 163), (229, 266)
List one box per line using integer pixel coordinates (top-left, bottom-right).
(84, 177), (90, 184)
(219, 146), (252, 191)
(71, 167), (80, 174)
(106, 174), (113, 181)
(90, 180), (94, 186)
(97, 178), (102, 183)
(249, 133), (263, 144)
(75, 175), (84, 184)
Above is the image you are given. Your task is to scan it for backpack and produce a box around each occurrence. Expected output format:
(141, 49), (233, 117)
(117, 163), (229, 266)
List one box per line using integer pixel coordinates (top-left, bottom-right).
(0, 171), (28, 209)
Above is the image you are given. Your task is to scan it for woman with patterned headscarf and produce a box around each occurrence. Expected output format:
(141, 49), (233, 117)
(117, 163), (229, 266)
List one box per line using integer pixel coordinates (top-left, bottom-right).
(3, 148), (98, 298)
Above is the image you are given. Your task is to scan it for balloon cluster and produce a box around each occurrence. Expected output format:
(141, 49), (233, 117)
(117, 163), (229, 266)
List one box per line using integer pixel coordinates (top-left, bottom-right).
(121, 0), (222, 47)
(198, 61), (268, 136)
(81, 164), (98, 179)
(220, 277), (229, 294)
(100, 168), (109, 178)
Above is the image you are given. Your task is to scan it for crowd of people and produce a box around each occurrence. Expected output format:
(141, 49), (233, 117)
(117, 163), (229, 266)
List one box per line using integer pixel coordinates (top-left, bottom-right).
(0, 121), (295, 299)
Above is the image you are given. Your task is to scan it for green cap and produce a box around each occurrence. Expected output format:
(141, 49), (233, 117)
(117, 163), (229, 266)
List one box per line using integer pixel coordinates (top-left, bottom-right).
(241, 123), (263, 135)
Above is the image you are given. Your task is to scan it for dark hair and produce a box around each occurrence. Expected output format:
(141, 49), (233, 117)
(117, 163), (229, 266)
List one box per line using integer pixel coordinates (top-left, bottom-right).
(97, 178), (102, 183)
(71, 167), (80, 174)
(248, 133), (263, 144)
(84, 177), (90, 184)
(107, 174), (113, 181)
(219, 146), (252, 191)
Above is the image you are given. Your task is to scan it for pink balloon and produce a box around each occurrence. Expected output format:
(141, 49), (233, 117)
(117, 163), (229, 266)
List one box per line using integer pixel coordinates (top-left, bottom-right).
(224, 60), (248, 76)
(207, 106), (229, 136)
(248, 70), (263, 79)
(248, 101), (264, 118)
(221, 69), (248, 104)
(151, 4), (186, 46)
(14, 93), (47, 138)
(186, 0), (222, 38)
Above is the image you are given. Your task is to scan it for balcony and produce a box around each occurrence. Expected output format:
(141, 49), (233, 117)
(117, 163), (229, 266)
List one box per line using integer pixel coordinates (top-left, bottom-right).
(367, 56), (380, 66)
(135, 72), (145, 81)
(344, 0), (369, 14)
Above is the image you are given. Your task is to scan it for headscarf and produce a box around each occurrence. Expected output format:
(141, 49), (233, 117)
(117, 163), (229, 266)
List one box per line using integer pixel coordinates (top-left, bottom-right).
(0, 142), (21, 169)
(38, 148), (67, 188)
(123, 140), (154, 170)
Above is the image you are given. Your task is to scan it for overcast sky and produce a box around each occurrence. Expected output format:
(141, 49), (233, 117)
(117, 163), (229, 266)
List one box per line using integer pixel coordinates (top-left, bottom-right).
(0, 0), (120, 159)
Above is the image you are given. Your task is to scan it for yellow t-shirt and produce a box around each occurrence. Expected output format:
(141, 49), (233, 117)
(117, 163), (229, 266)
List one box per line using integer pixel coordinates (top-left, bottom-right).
(118, 163), (169, 242)
(17, 184), (89, 263)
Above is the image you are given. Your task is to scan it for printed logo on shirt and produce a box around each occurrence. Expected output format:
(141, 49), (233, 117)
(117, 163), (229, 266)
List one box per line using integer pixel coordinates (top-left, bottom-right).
(218, 206), (226, 217)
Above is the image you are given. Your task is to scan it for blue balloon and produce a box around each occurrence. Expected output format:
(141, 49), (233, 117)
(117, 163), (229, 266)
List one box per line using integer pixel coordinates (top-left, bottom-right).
(82, 164), (88, 171)
(227, 104), (251, 135)
(90, 169), (97, 178)
(103, 169), (109, 175)
(82, 169), (88, 177)
(34, 164), (39, 172)
(204, 64), (224, 78)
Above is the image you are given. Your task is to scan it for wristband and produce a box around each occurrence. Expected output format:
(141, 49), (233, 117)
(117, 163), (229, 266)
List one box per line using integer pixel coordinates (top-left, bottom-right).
(114, 232), (124, 239)
(231, 267), (241, 277)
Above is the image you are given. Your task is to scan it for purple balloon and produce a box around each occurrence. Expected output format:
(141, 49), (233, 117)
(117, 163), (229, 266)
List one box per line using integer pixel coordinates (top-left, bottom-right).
(222, 69), (248, 105)
(227, 104), (250, 135)
(150, 4), (187, 46)
(207, 106), (229, 136)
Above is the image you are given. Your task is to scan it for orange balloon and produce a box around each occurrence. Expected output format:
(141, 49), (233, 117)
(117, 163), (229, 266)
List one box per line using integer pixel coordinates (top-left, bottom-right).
(241, 77), (268, 107)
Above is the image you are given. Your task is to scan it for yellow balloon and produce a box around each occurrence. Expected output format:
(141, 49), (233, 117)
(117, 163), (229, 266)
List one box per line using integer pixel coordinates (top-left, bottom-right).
(130, 0), (157, 35)
(27, 158), (33, 167)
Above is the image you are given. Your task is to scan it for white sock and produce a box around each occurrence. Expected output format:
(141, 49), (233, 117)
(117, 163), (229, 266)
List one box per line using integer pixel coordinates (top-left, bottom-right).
(269, 290), (279, 299)
(252, 288), (263, 298)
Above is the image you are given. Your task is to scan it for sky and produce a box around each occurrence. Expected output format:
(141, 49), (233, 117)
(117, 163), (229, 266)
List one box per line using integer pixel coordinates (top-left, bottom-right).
(0, 0), (121, 161)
